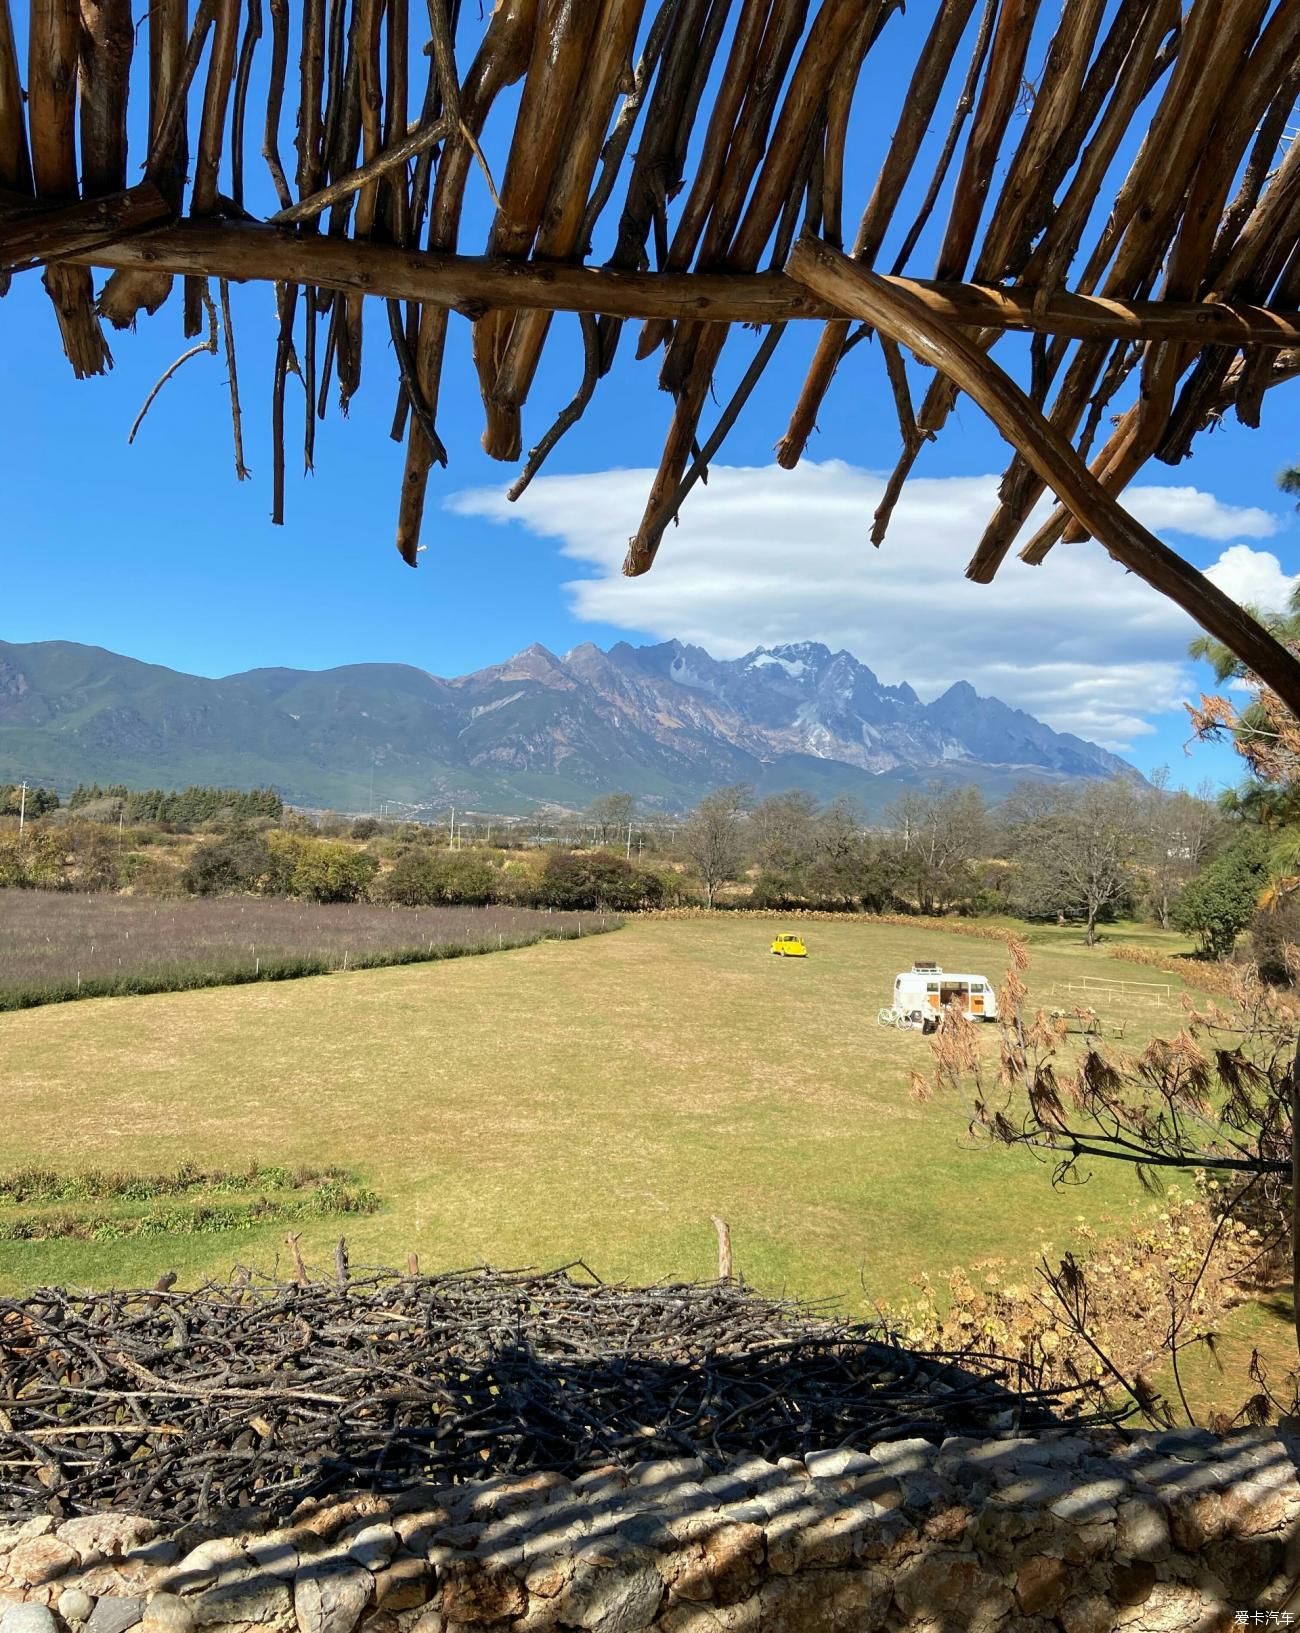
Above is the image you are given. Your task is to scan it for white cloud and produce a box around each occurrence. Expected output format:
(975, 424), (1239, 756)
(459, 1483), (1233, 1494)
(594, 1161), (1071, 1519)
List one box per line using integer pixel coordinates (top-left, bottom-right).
(447, 461), (1294, 752)
(1123, 486), (1280, 541)
(1202, 543), (1299, 612)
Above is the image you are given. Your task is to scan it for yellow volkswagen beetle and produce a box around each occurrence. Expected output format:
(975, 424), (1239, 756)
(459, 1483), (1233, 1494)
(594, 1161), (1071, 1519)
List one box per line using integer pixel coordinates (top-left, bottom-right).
(770, 933), (808, 957)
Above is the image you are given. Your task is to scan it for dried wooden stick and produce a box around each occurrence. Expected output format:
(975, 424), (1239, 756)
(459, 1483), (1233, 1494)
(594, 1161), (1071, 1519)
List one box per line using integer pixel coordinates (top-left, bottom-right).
(381, 25), (415, 449)
(489, 0), (649, 435)
(604, 0), (726, 386)
(186, 0), (239, 336)
(1209, 66), (1300, 284)
(127, 285), (218, 444)
(386, 0), (410, 222)
(712, 1217), (733, 1282)
(635, 0), (770, 360)
(920, 0), (1173, 484)
(387, 296), (447, 466)
(934, 0), (1043, 284)
(776, 0), (978, 467)
(472, 0), (601, 458)
(230, 0), (262, 210)
(285, 1232), (309, 1286)
(144, 0), (215, 191)
(257, 0), (292, 211)
(30, 0), (111, 376)
(506, 310), (600, 500)
(888, 0), (997, 277)
(972, 0), (1105, 284)
(1, 182), (167, 273)
(272, 280), (299, 520)
(271, 115), (453, 225)
(956, 0), (1188, 576)
(0, 1269), (1090, 1518)
(657, 320), (786, 528)
(605, 0), (716, 276)
(97, 0), (187, 328)
(579, 0), (677, 251)
(393, 0), (540, 563)
(964, 337), (1111, 578)
(78, 225), (1300, 347)
(991, 0), (1148, 281)
(630, 0), (867, 573)
(296, 0), (326, 475)
(389, 0), (457, 439)
(1049, 13), (1293, 553)
(0, 0), (33, 200)
(77, 0), (133, 197)
(338, 0), (384, 407)
(658, 0), (813, 395)
(879, 333), (924, 460)
(1161, 0), (1300, 306)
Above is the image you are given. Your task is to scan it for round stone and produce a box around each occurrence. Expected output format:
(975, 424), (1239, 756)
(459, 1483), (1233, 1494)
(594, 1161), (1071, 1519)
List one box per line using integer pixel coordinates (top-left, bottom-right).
(56, 1591), (95, 1625)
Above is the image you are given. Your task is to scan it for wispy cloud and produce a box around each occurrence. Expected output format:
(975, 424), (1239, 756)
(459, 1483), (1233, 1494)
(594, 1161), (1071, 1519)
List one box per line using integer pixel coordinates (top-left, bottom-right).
(448, 461), (1294, 751)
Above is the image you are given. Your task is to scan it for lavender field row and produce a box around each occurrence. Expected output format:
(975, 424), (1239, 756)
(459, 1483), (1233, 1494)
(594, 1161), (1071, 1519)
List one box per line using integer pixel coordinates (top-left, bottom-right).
(0, 890), (618, 1010)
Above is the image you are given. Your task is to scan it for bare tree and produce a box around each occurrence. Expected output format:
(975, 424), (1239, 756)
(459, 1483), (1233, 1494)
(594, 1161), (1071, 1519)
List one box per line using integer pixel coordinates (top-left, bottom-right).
(750, 790), (819, 874)
(586, 792), (636, 847)
(1141, 771), (1225, 929)
(931, 946), (1300, 1385)
(681, 784), (751, 907)
(1006, 780), (1142, 944)
(887, 785), (987, 914)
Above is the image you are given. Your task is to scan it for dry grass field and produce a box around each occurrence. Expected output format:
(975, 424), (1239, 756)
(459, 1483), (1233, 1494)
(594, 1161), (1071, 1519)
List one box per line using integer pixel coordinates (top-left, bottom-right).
(0, 915), (1204, 1312)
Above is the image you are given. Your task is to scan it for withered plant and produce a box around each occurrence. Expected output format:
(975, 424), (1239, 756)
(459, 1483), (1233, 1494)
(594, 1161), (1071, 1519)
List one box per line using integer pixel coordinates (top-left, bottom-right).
(912, 945), (1298, 1426)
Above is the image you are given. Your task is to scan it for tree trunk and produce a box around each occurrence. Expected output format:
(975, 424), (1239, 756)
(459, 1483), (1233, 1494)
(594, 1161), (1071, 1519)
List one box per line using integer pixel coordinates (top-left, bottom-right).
(1084, 907), (1098, 947)
(1292, 1038), (1299, 1365)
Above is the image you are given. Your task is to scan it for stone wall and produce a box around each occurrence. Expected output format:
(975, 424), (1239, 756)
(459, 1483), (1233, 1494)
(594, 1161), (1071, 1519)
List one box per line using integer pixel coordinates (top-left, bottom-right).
(2, 1428), (1298, 1633)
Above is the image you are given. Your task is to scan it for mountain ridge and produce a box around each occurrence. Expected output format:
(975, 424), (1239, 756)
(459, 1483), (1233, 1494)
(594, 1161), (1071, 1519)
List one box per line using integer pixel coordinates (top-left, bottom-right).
(0, 637), (1139, 816)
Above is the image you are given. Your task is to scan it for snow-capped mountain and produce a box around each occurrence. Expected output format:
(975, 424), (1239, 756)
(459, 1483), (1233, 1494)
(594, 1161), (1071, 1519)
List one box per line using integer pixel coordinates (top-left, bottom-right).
(0, 637), (1138, 815)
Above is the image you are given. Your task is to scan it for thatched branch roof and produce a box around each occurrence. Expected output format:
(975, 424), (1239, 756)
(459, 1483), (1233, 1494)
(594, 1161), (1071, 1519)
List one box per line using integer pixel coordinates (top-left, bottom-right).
(5, 1), (1300, 705)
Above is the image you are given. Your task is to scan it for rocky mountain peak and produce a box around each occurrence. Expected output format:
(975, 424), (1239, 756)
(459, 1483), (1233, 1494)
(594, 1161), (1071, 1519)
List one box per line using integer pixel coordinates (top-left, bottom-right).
(0, 636), (1142, 816)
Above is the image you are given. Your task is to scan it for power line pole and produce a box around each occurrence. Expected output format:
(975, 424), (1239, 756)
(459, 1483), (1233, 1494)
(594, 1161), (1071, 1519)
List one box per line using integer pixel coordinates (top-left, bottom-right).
(625, 822), (633, 860)
(18, 780), (27, 836)
(448, 807), (455, 850)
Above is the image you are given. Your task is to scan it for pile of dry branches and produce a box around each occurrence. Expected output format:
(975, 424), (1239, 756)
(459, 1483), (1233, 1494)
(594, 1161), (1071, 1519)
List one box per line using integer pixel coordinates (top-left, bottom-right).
(0, 1264), (1101, 1520)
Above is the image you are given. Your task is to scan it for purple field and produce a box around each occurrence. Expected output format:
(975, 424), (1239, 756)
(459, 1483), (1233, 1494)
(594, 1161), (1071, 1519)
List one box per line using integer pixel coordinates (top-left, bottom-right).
(0, 890), (616, 1009)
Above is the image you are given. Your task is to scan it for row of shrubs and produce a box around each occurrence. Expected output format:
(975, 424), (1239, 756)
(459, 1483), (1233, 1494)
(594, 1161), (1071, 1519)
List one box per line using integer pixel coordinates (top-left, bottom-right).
(0, 824), (677, 910)
(0, 1161), (352, 1204)
(178, 832), (673, 910)
(0, 1182), (380, 1242)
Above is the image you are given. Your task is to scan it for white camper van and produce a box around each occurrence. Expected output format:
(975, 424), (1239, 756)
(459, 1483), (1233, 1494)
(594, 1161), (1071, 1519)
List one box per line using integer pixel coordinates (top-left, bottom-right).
(891, 962), (998, 1027)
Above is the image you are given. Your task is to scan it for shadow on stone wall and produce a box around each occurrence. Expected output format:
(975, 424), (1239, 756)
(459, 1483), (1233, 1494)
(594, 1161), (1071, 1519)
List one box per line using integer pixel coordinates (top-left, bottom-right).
(2, 1426), (1299, 1631)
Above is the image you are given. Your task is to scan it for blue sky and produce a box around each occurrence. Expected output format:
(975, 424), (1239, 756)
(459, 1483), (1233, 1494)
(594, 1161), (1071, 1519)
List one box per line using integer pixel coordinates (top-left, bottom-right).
(4, 5), (1299, 793)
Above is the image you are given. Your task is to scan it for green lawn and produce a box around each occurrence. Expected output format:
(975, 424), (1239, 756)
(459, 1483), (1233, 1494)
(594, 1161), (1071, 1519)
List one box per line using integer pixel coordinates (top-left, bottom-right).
(0, 916), (1198, 1306)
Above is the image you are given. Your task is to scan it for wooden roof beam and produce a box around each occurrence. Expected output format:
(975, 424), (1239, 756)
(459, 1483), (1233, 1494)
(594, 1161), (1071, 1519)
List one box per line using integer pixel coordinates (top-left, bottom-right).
(785, 232), (1300, 721)
(54, 220), (1300, 349)
(0, 181), (170, 273)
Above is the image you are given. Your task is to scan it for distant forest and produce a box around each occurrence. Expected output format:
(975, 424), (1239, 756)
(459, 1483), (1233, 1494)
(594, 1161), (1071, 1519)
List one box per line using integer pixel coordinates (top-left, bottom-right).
(65, 785), (284, 824)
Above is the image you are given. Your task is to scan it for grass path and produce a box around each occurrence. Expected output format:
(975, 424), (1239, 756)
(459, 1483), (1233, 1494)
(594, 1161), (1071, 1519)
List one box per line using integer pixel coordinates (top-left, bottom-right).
(0, 917), (1192, 1305)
